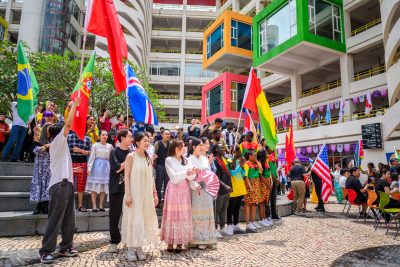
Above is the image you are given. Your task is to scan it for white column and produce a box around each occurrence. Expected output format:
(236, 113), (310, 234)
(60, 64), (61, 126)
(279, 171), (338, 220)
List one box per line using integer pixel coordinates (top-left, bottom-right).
(232, 0), (240, 11)
(339, 54), (354, 121)
(290, 72), (302, 129)
(178, 0), (188, 127)
(216, 0), (221, 11)
(4, 0), (12, 22)
(18, 0), (45, 52)
(256, 0), (263, 13)
(343, 10), (352, 39)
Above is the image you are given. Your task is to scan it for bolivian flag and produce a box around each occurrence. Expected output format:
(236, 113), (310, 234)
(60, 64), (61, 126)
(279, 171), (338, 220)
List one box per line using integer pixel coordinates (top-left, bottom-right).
(243, 67), (278, 150)
(17, 41), (39, 123)
(70, 52), (95, 140)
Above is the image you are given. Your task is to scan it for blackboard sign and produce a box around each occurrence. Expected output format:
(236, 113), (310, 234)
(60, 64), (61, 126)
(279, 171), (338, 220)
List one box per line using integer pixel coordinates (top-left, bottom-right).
(361, 123), (382, 149)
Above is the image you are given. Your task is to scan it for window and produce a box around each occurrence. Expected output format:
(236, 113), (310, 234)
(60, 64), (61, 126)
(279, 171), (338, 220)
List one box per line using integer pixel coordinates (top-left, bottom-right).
(185, 63), (216, 77)
(309, 0), (342, 42)
(231, 20), (252, 50)
(206, 23), (224, 59)
(207, 84), (223, 116)
(0, 24), (5, 41)
(259, 0), (297, 56)
(150, 62), (180, 76)
(230, 82), (246, 111)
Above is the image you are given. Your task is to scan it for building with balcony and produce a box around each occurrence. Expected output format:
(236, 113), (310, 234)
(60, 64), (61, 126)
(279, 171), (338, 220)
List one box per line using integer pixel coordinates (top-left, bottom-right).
(254, 0), (400, 165)
(0, 0), (90, 54)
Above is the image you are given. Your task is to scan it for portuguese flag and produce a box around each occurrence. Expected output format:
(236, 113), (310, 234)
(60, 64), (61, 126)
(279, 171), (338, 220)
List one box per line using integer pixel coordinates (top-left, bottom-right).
(70, 52), (96, 139)
(243, 67), (278, 150)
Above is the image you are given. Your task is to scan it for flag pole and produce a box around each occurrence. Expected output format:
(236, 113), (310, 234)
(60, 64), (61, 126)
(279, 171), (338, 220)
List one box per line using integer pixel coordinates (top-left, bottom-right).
(125, 63), (129, 127)
(233, 66), (253, 150)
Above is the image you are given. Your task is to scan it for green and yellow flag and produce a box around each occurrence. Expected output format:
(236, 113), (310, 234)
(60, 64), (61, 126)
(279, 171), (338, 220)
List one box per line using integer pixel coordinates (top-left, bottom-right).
(17, 41), (39, 123)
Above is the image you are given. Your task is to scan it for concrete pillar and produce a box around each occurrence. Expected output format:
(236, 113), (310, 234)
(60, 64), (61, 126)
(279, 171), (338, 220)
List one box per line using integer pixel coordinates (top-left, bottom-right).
(290, 72), (302, 129)
(339, 54), (354, 121)
(216, 0), (221, 11)
(178, 0), (188, 127)
(232, 0), (240, 11)
(18, 0), (45, 52)
(4, 0), (12, 22)
(343, 10), (352, 39)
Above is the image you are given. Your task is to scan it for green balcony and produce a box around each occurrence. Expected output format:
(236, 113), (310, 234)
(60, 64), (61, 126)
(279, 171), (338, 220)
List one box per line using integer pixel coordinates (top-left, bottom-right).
(253, 0), (346, 75)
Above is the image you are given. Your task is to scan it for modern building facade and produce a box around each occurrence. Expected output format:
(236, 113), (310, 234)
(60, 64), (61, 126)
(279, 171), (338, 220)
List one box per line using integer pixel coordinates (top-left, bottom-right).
(201, 0), (400, 165)
(0, 0), (90, 54)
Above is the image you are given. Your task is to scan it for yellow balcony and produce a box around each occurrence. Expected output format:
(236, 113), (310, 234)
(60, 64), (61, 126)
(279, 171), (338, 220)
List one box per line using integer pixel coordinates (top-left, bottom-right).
(351, 18), (381, 36)
(353, 65), (386, 81)
(203, 10), (253, 71)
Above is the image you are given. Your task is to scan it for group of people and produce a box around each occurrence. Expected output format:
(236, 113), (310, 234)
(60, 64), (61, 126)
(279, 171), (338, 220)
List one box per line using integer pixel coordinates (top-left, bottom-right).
(11, 97), (283, 264)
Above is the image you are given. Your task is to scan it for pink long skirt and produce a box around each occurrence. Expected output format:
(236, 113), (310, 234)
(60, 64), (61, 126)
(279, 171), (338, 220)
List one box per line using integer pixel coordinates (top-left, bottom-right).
(160, 180), (194, 245)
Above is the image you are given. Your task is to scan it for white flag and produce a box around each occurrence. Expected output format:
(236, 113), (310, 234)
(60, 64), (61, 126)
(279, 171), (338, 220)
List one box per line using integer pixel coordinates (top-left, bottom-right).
(338, 98), (345, 122)
(365, 91), (372, 115)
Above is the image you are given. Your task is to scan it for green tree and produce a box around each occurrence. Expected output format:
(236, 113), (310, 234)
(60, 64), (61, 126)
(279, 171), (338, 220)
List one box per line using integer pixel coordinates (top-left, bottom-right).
(0, 40), (165, 121)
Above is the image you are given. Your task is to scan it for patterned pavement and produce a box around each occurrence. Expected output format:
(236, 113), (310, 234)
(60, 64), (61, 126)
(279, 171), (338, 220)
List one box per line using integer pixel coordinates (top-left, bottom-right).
(0, 198), (399, 267)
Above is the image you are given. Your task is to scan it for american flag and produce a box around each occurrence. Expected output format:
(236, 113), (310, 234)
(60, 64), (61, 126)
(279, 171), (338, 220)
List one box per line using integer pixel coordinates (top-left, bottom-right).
(311, 144), (332, 202)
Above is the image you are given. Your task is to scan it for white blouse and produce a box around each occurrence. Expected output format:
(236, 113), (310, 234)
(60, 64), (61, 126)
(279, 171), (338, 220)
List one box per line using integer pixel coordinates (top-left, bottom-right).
(188, 154), (210, 171)
(165, 156), (195, 184)
(87, 142), (113, 173)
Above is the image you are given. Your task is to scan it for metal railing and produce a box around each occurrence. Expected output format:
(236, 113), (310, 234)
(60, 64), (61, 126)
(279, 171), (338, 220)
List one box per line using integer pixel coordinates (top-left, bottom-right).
(301, 79), (342, 97)
(270, 97), (292, 107)
(265, 72), (273, 77)
(159, 118), (179, 123)
(393, 50), (400, 65)
(152, 27), (182, 32)
(151, 49), (181, 54)
(219, 67), (249, 76)
(353, 65), (386, 81)
(159, 94), (179, 100)
(184, 95), (202, 100)
(351, 18), (381, 36)
(186, 50), (203, 54)
(187, 28), (205, 32)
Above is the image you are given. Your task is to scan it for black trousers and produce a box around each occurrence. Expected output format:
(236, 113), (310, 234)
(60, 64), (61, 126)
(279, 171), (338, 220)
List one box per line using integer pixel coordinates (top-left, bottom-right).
(155, 164), (169, 201)
(109, 192), (124, 244)
(312, 176), (324, 209)
(227, 196), (243, 225)
(40, 180), (75, 255)
(266, 182), (278, 218)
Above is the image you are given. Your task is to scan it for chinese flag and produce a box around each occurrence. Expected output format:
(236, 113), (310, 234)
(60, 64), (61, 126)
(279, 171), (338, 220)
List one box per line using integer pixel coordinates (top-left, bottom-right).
(85, 0), (127, 94)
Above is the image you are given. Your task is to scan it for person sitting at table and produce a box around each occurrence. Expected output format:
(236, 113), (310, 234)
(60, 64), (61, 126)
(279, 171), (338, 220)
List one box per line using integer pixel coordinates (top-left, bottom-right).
(345, 167), (369, 217)
(374, 168), (400, 208)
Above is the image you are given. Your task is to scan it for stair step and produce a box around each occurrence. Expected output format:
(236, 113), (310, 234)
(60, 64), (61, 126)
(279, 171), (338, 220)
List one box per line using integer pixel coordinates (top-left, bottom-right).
(0, 162), (33, 176)
(0, 176), (32, 192)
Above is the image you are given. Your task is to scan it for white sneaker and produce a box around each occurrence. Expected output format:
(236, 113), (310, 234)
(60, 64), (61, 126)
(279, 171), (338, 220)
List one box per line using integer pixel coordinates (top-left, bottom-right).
(246, 222), (257, 231)
(233, 223), (246, 233)
(215, 230), (224, 239)
(136, 248), (146, 261)
(267, 218), (274, 225)
(198, 245), (207, 250)
(126, 249), (137, 262)
(107, 244), (118, 253)
(262, 218), (272, 226)
(258, 220), (269, 227)
(253, 221), (262, 229)
(221, 226), (233, 236)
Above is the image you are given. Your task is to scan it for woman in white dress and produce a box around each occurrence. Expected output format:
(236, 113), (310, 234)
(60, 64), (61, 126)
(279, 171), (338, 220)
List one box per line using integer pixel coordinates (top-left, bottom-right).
(86, 130), (113, 211)
(187, 137), (217, 249)
(121, 132), (159, 262)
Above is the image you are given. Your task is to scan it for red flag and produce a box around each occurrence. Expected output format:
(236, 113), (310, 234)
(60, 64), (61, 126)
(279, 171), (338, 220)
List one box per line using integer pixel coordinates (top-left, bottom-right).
(85, 0), (127, 94)
(298, 109), (303, 127)
(284, 124), (295, 173)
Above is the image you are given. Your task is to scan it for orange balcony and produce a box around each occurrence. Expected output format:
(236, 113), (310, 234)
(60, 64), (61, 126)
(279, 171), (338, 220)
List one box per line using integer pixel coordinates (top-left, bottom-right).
(203, 10), (253, 71)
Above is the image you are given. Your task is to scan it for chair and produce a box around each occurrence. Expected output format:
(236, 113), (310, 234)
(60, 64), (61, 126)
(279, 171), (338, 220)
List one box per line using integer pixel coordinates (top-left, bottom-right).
(378, 192), (400, 238)
(341, 188), (349, 215)
(345, 189), (363, 220)
(366, 190), (380, 229)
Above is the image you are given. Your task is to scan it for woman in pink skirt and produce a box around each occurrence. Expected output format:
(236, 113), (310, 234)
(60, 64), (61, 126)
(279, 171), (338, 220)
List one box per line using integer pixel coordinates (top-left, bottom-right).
(161, 140), (200, 252)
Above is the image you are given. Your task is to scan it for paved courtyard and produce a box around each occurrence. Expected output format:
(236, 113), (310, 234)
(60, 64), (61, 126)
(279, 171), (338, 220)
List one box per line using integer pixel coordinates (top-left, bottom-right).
(1, 199), (399, 267)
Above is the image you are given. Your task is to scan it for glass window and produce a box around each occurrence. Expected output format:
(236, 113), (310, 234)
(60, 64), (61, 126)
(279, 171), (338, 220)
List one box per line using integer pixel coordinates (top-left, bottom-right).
(208, 84), (223, 116)
(259, 0), (297, 56)
(230, 82), (246, 111)
(207, 23), (224, 59)
(0, 24), (5, 41)
(185, 63), (216, 77)
(309, 0), (342, 42)
(232, 20), (252, 50)
(150, 62), (180, 76)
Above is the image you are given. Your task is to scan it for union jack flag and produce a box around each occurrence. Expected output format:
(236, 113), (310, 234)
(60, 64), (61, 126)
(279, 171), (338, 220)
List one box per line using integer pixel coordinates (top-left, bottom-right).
(311, 144), (332, 202)
(126, 64), (158, 125)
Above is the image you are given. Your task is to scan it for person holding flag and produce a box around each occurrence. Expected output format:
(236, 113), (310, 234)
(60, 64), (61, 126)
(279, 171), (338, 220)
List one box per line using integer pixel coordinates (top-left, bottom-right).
(3, 42), (39, 162)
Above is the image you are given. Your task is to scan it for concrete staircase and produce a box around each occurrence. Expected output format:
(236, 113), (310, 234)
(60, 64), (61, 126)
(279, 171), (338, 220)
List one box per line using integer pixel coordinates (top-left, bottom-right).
(0, 162), (292, 237)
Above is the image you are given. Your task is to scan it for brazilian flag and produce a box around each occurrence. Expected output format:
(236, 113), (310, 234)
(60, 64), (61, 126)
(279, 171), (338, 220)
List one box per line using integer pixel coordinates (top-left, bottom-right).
(17, 41), (39, 123)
